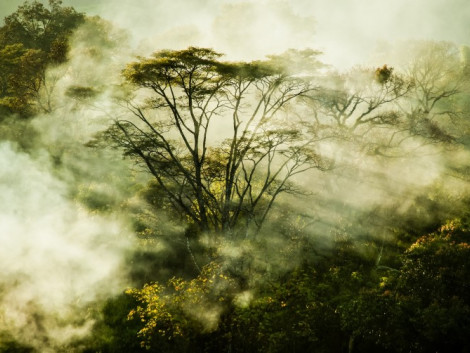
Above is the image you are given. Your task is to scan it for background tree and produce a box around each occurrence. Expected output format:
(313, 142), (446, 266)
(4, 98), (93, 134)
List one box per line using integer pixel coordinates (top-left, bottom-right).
(398, 41), (470, 144)
(0, 0), (84, 115)
(306, 65), (410, 156)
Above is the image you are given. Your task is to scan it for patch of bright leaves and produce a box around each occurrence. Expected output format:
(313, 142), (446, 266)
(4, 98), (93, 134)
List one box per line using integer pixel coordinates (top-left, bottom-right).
(126, 262), (236, 349)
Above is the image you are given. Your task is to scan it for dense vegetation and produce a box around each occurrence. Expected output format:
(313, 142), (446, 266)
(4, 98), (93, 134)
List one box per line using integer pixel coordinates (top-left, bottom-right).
(1, 1), (469, 352)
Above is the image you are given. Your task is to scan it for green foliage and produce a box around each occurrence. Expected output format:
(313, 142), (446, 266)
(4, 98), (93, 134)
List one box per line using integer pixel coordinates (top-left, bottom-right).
(72, 294), (147, 353)
(394, 220), (470, 352)
(65, 85), (100, 100)
(338, 219), (470, 353)
(127, 262), (236, 349)
(107, 47), (322, 236)
(0, 0), (84, 115)
(0, 333), (34, 353)
(118, 216), (470, 353)
(228, 267), (344, 353)
(0, 0), (84, 55)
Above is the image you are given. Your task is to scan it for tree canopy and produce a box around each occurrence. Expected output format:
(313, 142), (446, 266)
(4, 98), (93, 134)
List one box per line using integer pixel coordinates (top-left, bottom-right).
(103, 47), (325, 236)
(0, 0), (84, 116)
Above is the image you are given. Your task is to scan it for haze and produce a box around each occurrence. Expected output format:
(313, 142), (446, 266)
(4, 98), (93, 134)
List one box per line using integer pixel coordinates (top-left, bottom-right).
(2, 0), (469, 67)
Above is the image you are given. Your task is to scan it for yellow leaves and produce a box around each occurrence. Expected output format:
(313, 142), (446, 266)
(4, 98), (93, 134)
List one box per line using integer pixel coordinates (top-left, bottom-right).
(379, 276), (389, 289)
(126, 261), (236, 344)
(439, 219), (468, 234)
(407, 218), (470, 254)
(351, 271), (361, 280)
(408, 237), (426, 252)
(127, 308), (136, 321)
(458, 242), (470, 249)
(439, 220), (459, 232)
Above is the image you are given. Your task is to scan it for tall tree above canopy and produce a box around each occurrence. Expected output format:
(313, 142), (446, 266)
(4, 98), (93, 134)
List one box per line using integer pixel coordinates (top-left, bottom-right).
(105, 47), (325, 236)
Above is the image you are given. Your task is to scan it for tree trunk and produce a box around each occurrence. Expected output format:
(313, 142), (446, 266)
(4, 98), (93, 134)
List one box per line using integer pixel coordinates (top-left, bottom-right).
(348, 334), (354, 353)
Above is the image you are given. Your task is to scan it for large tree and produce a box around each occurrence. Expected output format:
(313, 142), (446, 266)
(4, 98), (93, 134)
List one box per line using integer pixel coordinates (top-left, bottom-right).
(104, 47), (325, 236)
(0, 0), (84, 115)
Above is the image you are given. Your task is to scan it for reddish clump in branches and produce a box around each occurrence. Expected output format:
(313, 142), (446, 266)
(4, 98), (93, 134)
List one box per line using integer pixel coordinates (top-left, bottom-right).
(375, 64), (393, 84)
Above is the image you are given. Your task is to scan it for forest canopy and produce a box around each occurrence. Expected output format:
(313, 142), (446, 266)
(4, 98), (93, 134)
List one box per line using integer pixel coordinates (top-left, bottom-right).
(0, 1), (469, 353)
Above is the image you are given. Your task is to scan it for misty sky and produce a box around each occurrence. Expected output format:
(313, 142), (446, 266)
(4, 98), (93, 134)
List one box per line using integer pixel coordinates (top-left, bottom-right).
(1, 0), (469, 67)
